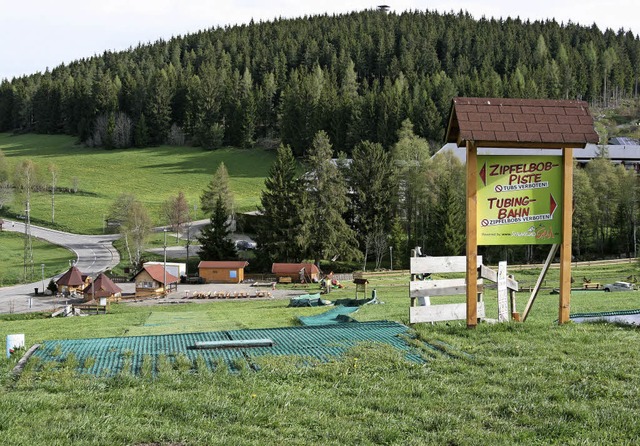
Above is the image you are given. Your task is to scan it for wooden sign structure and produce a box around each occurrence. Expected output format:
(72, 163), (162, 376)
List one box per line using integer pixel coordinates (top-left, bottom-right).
(445, 97), (599, 327)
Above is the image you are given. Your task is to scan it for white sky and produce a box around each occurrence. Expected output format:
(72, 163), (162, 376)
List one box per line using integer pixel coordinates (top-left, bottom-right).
(1, 0), (639, 81)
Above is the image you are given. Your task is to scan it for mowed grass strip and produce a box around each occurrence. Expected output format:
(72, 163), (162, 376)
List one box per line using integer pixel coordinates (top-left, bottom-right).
(0, 133), (275, 234)
(3, 286), (640, 444)
(0, 231), (75, 286)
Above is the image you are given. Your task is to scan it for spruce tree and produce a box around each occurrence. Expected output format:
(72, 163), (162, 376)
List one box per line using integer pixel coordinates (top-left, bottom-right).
(197, 196), (237, 260)
(255, 144), (302, 267)
(348, 140), (397, 250)
(298, 131), (360, 265)
(200, 162), (234, 216)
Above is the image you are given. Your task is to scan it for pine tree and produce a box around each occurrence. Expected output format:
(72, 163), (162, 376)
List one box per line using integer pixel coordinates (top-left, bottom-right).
(298, 131), (360, 265)
(255, 144), (303, 267)
(134, 113), (149, 148)
(146, 69), (172, 145)
(348, 140), (397, 250)
(197, 196), (238, 260)
(200, 162), (234, 216)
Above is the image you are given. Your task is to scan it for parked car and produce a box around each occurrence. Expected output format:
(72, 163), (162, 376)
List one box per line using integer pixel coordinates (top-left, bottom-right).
(603, 281), (635, 292)
(235, 239), (257, 250)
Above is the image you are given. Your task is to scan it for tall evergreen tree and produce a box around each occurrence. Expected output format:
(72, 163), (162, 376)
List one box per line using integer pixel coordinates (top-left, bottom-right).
(298, 131), (360, 265)
(197, 196), (238, 260)
(200, 162), (234, 217)
(255, 144), (303, 267)
(424, 151), (466, 256)
(146, 69), (172, 145)
(348, 140), (397, 250)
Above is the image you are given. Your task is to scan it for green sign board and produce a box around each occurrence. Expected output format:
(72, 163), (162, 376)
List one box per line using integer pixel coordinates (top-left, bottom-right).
(477, 155), (563, 245)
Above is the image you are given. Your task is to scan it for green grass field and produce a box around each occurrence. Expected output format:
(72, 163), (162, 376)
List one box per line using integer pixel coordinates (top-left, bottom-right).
(0, 231), (75, 287)
(3, 269), (640, 445)
(0, 133), (275, 234)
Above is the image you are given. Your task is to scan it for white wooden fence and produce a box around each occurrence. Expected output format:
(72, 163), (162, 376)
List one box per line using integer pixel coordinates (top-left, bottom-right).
(409, 256), (485, 324)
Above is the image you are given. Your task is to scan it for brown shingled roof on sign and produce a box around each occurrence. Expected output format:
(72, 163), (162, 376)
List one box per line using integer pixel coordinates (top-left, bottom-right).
(446, 97), (599, 149)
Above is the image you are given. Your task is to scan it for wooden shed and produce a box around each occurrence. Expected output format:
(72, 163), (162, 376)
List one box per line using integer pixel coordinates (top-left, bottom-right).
(133, 264), (178, 298)
(198, 261), (248, 284)
(272, 263), (320, 283)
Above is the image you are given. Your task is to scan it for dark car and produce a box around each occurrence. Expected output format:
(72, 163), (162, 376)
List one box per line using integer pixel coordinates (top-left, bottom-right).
(235, 239), (257, 250)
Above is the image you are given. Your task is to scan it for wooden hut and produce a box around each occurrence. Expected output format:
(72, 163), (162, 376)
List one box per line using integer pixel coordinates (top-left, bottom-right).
(83, 273), (123, 302)
(272, 263), (320, 283)
(198, 261), (248, 284)
(56, 265), (86, 295)
(133, 264), (178, 298)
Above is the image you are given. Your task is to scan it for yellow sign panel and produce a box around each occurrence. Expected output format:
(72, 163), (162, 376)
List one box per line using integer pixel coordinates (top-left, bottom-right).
(477, 155), (563, 245)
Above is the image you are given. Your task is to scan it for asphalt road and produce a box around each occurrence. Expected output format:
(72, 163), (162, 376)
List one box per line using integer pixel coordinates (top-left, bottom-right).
(0, 220), (120, 314)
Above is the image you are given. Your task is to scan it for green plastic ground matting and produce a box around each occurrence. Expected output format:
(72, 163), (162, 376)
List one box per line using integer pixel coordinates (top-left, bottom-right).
(297, 305), (360, 326)
(31, 321), (425, 376)
(570, 309), (640, 325)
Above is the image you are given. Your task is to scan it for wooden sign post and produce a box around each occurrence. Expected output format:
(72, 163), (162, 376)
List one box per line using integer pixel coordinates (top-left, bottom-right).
(466, 141), (478, 327)
(558, 148), (573, 323)
(446, 98), (598, 327)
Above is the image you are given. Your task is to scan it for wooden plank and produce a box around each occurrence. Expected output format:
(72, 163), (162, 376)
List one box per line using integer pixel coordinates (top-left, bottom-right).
(410, 279), (483, 297)
(497, 261), (509, 322)
(11, 344), (41, 378)
(466, 141), (479, 328)
(558, 147), (573, 324)
(410, 302), (486, 324)
(522, 243), (560, 322)
(411, 256), (482, 274)
(478, 264), (519, 291)
(509, 274), (518, 320)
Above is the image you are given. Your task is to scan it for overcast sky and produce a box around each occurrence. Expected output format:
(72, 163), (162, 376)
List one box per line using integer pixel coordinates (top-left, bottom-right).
(1, 0), (639, 81)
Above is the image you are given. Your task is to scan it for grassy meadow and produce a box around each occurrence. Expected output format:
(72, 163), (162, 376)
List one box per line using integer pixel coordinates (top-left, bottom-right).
(2, 266), (640, 445)
(0, 133), (275, 234)
(0, 231), (75, 287)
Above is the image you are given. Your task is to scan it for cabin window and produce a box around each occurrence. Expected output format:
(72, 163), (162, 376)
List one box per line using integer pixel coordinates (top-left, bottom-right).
(230, 270), (237, 279)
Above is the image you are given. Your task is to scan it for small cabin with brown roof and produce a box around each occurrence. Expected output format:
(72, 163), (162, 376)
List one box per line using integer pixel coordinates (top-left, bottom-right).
(83, 272), (123, 302)
(272, 263), (320, 283)
(133, 264), (178, 298)
(56, 265), (86, 295)
(198, 261), (248, 284)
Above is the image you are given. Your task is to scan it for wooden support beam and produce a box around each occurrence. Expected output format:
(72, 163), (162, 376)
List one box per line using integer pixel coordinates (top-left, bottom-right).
(466, 141), (478, 328)
(478, 264), (519, 291)
(558, 148), (573, 324)
(509, 274), (519, 321)
(522, 243), (560, 322)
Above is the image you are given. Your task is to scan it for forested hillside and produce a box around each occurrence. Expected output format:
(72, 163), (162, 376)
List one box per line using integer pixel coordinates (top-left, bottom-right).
(0, 9), (638, 154)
